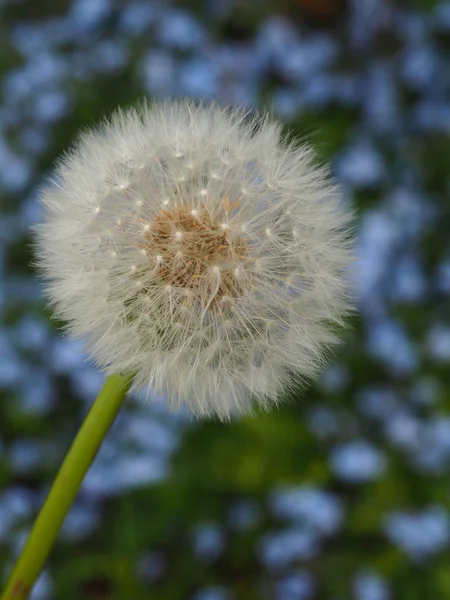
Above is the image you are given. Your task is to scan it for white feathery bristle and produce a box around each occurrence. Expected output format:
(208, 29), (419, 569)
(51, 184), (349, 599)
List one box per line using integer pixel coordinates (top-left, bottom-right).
(34, 100), (355, 420)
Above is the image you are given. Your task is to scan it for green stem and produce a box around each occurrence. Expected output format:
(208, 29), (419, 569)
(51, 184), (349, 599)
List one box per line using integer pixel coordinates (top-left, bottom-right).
(1, 372), (133, 600)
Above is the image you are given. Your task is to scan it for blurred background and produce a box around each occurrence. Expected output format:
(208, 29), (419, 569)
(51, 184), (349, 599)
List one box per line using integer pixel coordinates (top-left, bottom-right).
(1, 0), (450, 598)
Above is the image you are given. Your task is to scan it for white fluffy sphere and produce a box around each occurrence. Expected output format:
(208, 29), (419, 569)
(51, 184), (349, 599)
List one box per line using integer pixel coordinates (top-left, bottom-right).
(35, 101), (354, 419)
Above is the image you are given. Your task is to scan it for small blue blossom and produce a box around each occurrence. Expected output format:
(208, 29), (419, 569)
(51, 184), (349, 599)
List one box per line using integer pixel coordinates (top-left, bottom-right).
(193, 523), (225, 562)
(119, 1), (158, 35)
(259, 528), (319, 568)
(384, 410), (420, 449)
(90, 41), (129, 73)
(390, 254), (426, 303)
(319, 365), (349, 393)
(33, 90), (69, 123)
(427, 325), (450, 362)
(270, 486), (343, 535)
(335, 140), (385, 188)
(331, 440), (386, 483)
(363, 61), (399, 132)
(388, 188), (435, 241)
(356, 209), (397, 309)
(254, 17), (298, 71)
(366, 319), (418, 374)
(83, 451), (167, 496)
(228, 500), (259, 531)
(157, 9), (206, 51)
(413, 418), (450, 474)
(348, 0), (391, 49)
(384, 506), (450, 561)
(141, 50), (176, 97)
(29, 570), (53, 600)
(112, 454), (168, 492)
(436, 259), (450, 293)
(0, 487), (34, 541)
(413, 101), (450, 133)
(354, 571), (390, 600)
(49, 339), (86, 374)
(273, 88), (306, 120)
(434, 2), (450, 29)
(8, 439), (49, 474)
(400, 45), (439, 90)
(303, 76), (337, 108)
(180, 58), (218, 98)
(119, 412), (178, 454)
(19, 372), (55, 416)
(60, 501), (99, 542)
(276, 571), (315, 600)
(357, 387), (398, 421)
(17, 126), (50, 155)
(70, 367), (105, 403)
(280, 36), (338, 82)
(0, 333), (23, 387)
(307, 406), (339, 440)
(409, 377), (439, 406)
(69, 0), (111, 31)
(0, 140), (32, 192)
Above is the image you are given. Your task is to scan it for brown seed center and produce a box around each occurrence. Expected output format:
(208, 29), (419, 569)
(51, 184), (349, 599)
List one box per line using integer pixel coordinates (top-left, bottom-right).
(144, 203), (249, 300)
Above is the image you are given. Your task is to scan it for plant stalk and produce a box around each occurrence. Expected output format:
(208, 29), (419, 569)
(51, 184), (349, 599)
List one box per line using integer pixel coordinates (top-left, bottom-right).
(1, 373), (133, 600)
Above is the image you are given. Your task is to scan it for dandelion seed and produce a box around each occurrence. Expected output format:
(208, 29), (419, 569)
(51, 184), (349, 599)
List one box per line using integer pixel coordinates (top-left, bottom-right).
(35, 100), (354, 420)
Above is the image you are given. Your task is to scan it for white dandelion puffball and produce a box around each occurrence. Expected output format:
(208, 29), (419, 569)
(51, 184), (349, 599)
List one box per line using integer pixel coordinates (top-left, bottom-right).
(35, 101), (354, 420)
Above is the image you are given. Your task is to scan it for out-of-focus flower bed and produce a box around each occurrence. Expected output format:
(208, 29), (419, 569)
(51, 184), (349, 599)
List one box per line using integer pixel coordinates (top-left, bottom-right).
(1, 0), (450, 598)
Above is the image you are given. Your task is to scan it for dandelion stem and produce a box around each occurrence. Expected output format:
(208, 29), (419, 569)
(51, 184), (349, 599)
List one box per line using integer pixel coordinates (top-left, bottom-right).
(1, 372), (133, 600)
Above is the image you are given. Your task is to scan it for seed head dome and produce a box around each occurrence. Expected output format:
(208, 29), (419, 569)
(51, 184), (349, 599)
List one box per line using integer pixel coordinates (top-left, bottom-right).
(35, 101), (354, 419)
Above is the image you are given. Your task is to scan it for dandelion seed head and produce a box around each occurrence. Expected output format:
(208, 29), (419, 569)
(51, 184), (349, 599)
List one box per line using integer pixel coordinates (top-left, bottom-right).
(35, 100), (355, 420)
